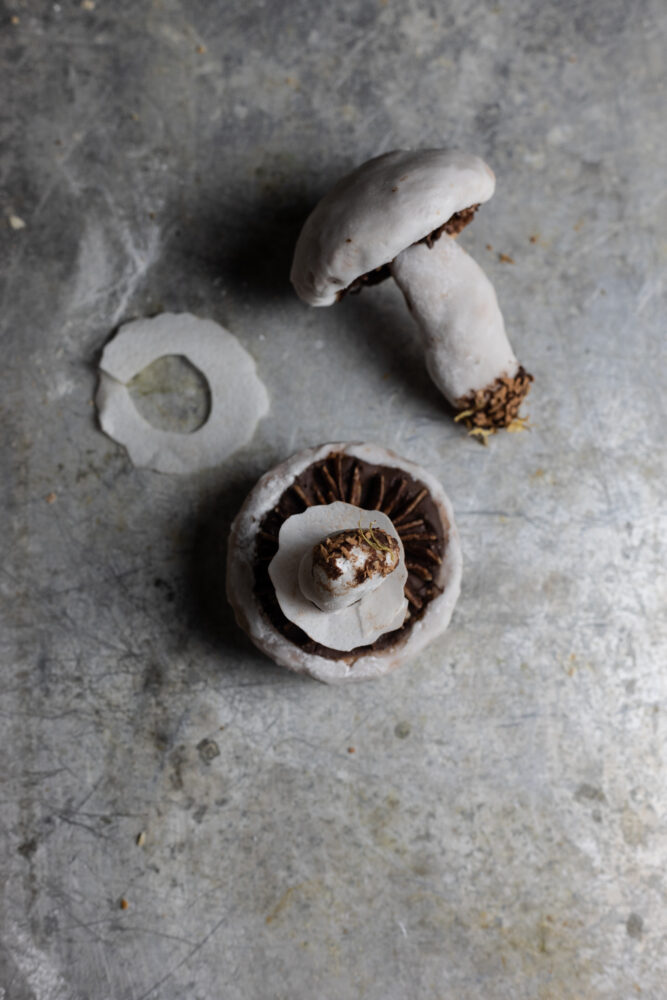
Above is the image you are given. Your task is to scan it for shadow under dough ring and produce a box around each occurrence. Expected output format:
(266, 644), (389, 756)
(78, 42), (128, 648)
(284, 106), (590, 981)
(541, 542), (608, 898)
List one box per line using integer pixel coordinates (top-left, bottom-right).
(96, 313), (269, 474)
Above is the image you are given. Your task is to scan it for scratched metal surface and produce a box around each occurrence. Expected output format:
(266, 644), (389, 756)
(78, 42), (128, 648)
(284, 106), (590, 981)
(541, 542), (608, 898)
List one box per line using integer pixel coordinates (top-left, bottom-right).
(2, 1), (666, 997)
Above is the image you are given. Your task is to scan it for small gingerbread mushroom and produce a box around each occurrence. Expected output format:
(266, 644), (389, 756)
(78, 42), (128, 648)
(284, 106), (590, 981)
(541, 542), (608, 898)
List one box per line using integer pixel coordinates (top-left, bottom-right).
(290, 149), (532, 434)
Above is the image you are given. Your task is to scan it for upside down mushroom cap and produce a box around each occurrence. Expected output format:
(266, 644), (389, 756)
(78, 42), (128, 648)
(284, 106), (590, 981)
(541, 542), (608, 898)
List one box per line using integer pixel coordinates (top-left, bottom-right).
(225, 442), (463, 684)
(290, 149), (495, 306)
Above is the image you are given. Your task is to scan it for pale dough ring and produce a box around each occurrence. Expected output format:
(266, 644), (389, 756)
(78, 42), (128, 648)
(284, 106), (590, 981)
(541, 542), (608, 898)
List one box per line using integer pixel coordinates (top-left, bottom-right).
(96, 313), (269, 475)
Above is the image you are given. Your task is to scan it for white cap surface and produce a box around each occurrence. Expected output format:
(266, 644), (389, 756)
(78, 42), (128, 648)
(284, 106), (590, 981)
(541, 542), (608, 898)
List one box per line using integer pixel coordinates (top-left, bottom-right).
(291, 149), (495, 306)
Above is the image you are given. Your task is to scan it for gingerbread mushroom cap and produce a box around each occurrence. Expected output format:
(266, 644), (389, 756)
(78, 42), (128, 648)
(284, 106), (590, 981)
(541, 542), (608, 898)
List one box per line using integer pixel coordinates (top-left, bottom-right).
(290, 149), (495, 306)
(226, 442), (462, 684)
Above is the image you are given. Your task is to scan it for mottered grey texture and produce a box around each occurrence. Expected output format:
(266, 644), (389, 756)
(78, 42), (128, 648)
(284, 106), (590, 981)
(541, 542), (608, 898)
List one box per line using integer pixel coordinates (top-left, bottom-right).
(1, 0), (666, 997)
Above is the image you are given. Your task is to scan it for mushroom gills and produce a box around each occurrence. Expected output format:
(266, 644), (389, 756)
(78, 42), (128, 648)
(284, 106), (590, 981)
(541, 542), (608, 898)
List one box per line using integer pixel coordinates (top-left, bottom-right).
(337, 203), (481, 300)
(390, 235), (532, 429)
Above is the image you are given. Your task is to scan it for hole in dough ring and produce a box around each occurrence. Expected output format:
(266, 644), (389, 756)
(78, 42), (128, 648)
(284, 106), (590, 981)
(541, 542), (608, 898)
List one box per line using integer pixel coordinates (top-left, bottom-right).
(96, 313), (269, 474)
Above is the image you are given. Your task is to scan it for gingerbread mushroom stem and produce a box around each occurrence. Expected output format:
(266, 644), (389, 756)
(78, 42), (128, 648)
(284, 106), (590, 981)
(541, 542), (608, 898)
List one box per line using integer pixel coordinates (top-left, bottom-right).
(390, 236), (533, 433)
(301, 526), (401, 613)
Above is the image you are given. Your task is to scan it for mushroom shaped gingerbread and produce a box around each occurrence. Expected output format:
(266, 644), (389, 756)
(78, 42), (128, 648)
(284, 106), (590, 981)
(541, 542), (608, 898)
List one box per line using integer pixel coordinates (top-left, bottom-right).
(290, 149), (532, 433)
(226, 443), (462, 684)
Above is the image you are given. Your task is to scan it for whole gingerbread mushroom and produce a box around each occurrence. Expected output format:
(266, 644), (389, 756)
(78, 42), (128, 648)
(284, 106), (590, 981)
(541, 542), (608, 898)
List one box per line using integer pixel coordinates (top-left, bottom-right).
(226, 442), (462, 684)
(290, 149), (532, 436)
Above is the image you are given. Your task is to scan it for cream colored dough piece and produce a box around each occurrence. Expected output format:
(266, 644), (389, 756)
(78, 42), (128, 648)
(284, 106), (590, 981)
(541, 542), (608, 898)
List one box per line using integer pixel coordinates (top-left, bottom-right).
(269, 503), (408, 651)
(290, 149), (495, 306)
(96, 313), (269, 474)
(391, 235), (518, 403)
(226, 442), (462, 684)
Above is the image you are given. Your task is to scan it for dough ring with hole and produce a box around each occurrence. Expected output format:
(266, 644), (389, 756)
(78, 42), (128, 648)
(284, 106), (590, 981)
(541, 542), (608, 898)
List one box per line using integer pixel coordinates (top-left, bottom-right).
(96, 313), (269, 474)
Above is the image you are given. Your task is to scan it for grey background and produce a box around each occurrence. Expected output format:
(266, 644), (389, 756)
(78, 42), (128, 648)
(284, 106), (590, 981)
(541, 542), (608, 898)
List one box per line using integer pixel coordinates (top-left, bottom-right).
(2, 0), (666, 997)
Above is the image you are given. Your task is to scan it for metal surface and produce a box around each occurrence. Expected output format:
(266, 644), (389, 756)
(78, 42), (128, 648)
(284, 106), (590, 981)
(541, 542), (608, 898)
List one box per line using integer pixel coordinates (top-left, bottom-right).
(2, 1), (666, 997)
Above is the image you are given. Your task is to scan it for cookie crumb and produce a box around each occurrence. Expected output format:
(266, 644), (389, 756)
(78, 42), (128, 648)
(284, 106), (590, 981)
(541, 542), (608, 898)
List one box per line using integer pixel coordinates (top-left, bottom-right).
(455, 366), (533, 432)
(197, 737), (220, 763)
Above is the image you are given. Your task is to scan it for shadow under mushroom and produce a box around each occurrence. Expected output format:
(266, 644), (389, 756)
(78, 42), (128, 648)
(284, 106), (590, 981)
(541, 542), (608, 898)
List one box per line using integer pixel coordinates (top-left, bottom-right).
(178, 468), (302, 685)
